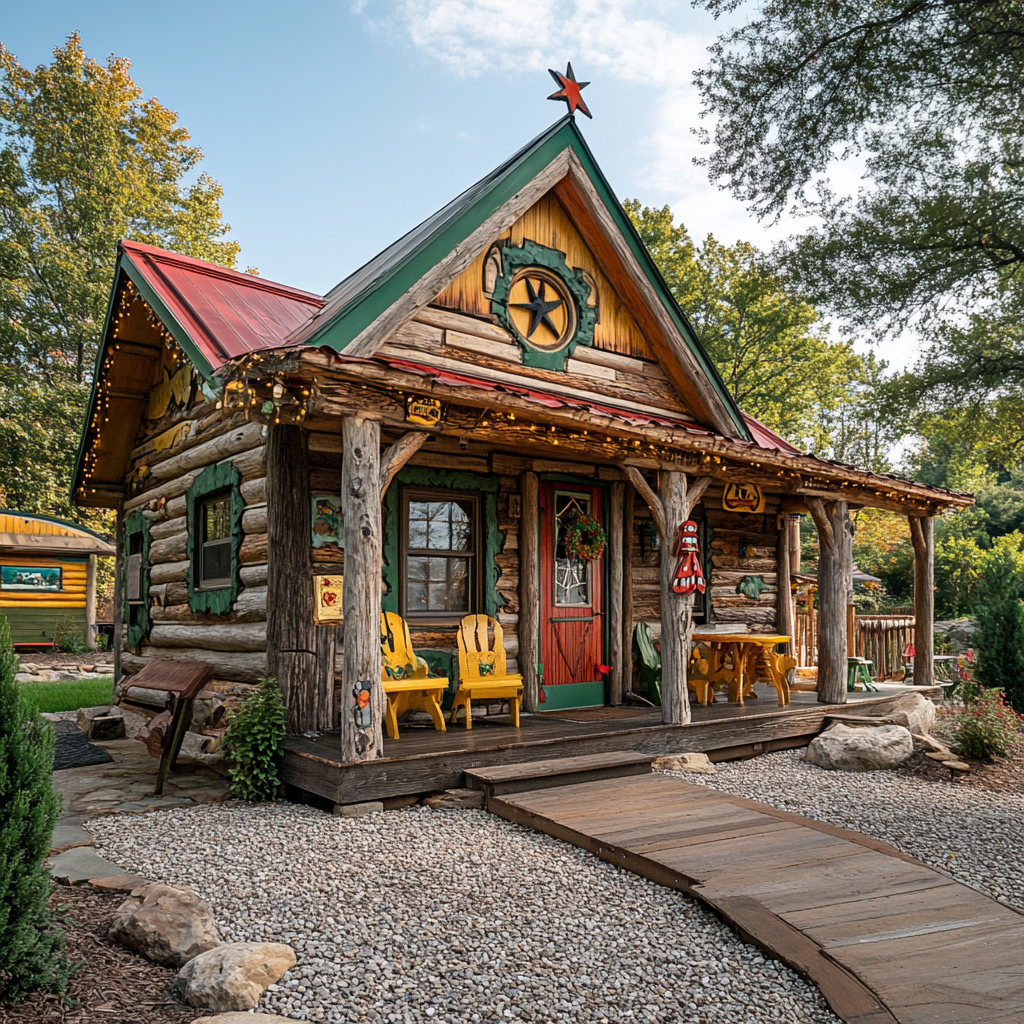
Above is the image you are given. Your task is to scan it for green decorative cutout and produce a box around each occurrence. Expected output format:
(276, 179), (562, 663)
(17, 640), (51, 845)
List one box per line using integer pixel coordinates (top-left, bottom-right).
(382, 466), (503, 618)
(186, 460), (244, 615)
(737, 575), (768, 600)
(123, 508), (151, 650)
(490, 240), (597, 370)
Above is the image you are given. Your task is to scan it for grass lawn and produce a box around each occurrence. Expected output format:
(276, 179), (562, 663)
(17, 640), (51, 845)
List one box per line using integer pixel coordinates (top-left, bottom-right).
(20, 677), (115, 714)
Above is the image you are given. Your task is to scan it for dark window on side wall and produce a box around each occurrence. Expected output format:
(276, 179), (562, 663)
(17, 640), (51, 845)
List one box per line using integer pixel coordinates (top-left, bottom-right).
(199, 492), (232, 589)
(401, 489), (478, 622)
(691, 502), (709, 624)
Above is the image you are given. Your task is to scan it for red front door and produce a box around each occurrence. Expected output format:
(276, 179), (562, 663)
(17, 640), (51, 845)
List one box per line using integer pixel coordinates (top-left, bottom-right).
(539, 482), (605, 709)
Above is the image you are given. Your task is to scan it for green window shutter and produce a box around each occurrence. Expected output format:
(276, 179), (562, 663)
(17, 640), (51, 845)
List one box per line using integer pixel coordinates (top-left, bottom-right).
(186, 461), (244, 615)
(123, 508), (152, 649)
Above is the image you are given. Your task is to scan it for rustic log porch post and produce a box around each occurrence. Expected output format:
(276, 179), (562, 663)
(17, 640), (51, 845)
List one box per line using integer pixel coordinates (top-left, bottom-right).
(624, 467), (711, 725)
(807, 498), (852, 704)
(909, 515), (935, 689)
(622, 484), (635, 699)
(341, 416), (385, 761)
(267, 423), (322, 733)
(776, 516), (794, 658)
(518, 471), (541, 712)
(112, 508), (124, 689)
(608, 481), (625, 705)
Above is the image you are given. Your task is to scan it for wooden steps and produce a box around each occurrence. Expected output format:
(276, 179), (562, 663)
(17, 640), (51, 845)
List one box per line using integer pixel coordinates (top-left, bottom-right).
(464, 751), (652, 799)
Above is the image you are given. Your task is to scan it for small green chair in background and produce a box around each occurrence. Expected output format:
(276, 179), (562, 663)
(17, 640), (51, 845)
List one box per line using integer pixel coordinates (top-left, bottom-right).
(847, 657), (878, 692)
(634, 622), (662, 705)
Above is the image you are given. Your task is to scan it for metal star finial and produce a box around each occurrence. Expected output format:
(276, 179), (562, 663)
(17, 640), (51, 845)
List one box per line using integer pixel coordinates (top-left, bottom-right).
(548, 62), (592, 119)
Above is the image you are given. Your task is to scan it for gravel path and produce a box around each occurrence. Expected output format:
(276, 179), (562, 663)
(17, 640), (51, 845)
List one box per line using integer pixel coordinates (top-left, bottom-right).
(88, 803), (841, 1024)
(664, 749), (1024, 909)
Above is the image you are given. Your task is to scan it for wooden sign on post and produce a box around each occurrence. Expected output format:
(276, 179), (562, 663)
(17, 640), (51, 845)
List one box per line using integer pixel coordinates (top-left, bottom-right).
(723, 482), (766, 515)
(314, 574), (344, 623)
(406, 396), (442, 427)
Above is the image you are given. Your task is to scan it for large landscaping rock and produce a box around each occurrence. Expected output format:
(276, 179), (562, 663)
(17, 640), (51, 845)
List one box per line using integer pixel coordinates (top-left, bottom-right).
(878, 692), (937, 737)
(109, 883), (220, 967)
(804, 722), (914, 772)
(172, 942), (296, 1011)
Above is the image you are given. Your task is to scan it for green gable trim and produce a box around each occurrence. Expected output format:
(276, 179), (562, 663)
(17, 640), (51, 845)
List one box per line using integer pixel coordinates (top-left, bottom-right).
(382, 467), (503, 618)
(186, 461), (243, 615)
(123, 508), (151, 650)
(490, 240), (596, 370)
(304, 117), (750, 442)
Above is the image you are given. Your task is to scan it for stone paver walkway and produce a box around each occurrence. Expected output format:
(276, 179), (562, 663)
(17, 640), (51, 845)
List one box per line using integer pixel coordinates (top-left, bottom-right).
(49, 733), (231, 889)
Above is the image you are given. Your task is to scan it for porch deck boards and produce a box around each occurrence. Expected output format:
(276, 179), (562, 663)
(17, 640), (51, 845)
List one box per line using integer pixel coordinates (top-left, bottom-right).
(490, 773), (1024, 1024)
(282, 684), (941, 805)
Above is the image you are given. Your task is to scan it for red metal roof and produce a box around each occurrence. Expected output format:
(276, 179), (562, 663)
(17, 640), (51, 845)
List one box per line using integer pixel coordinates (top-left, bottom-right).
(742, 414), (803, 455)
(120, 240), (323, 372)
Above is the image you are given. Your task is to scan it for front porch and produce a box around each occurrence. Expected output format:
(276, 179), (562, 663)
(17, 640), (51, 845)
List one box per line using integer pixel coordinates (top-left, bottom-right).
(282, 681), (941, 806)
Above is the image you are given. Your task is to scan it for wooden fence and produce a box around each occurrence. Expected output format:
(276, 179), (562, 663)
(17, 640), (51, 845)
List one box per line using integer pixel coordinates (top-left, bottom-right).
(793, 610), (915, 680)
(855, 615), (915, 680)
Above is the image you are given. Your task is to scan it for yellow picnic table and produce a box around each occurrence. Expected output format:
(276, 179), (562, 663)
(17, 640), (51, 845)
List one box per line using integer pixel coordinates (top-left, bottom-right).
(690, 632), (795, 707)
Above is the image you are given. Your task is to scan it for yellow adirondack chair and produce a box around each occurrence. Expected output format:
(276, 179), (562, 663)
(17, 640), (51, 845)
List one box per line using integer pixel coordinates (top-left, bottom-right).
(379, 612), (448, 740)
(452, 614), (523, 729)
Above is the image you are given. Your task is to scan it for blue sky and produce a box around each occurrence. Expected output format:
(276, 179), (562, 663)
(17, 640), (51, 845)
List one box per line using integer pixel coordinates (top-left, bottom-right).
(6, 2), (910, 366)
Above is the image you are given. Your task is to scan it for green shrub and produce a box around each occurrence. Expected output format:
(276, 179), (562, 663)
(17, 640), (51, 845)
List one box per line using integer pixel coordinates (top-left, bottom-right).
(0, 615), (75, 1002)
(53, 619), (89, 655)
(941, 686), (1024, 760)
(224, 677), (287, 802)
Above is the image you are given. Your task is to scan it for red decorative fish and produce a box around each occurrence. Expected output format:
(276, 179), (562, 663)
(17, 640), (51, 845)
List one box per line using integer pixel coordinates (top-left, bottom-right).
(671, 520), (705, 595)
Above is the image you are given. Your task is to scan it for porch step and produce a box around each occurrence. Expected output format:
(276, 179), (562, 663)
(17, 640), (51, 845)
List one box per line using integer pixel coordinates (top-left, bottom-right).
(464, 751), (653, 799)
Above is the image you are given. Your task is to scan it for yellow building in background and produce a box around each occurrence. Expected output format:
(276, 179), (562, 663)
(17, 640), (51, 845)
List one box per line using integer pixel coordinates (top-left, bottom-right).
(0, 512), (115, 647)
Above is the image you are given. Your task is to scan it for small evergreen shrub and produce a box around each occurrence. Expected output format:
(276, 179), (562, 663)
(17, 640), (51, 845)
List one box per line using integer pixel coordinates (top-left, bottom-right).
(941, 686), (1024, 760)
(53, 619), (89, 655)
(0, 615), (74, 1002)
(224, 677), (287, 801)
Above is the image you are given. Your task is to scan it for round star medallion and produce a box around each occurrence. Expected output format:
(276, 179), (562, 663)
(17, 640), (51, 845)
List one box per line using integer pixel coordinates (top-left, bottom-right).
(507, 268), (576, 353)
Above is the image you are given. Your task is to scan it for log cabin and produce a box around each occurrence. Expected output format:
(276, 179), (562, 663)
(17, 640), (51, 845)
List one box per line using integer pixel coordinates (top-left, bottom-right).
(0, 512), (114, 648)
(72, 116), (971, 803)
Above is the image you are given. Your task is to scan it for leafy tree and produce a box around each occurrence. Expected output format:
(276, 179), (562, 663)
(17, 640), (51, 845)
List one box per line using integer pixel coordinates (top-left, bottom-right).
(0, 34), (240, 534)
(973, 540), (1024, 711)
(0, 34), (239, 383)
(0, 614), (73, 1002)
(625, 200), (865, 447)
(693, 0), (1024, 337)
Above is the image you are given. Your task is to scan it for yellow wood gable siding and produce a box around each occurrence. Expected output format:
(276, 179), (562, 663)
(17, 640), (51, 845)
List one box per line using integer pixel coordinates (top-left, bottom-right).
(0, 514), (94, 538)
(433, 193), (654, 359)
(0, 557), (88, 609)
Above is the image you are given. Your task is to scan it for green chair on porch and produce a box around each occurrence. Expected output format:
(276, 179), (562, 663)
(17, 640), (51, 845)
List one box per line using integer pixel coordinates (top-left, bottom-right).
(847, 657), (878, 693)
(634, 622), (661, 704)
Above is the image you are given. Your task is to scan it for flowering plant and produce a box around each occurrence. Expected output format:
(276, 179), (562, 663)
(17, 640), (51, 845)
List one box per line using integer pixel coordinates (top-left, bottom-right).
(940, 685), (1024, 760)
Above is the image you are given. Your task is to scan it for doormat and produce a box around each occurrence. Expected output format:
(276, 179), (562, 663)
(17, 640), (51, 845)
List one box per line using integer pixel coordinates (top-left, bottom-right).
(542, 707), (652, 722)
(52, 720), (114, 771)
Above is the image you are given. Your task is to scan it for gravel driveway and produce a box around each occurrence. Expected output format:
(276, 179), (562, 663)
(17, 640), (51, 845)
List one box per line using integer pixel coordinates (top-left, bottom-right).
(88, 803), (841, 1024)
(666, 748), (1024, 909)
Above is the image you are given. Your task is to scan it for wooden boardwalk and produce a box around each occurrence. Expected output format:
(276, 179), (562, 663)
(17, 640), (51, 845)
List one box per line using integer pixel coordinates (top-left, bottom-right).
(490, 773), (1024, 1024)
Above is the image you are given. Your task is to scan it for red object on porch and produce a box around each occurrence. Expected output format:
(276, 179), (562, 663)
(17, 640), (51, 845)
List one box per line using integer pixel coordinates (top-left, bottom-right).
(671, 520), (705, 594)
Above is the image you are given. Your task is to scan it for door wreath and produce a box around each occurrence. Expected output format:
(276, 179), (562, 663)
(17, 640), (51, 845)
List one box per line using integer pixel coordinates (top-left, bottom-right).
(564, 514), (606, 562)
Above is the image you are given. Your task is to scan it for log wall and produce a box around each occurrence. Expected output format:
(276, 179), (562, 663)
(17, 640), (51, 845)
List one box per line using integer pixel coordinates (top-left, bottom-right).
(117, 406), (269, 693)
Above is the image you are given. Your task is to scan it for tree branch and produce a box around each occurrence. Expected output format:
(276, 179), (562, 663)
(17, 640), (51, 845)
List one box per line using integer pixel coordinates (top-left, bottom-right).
(379, 432), (428, 498)
(624, 466), (666, 539)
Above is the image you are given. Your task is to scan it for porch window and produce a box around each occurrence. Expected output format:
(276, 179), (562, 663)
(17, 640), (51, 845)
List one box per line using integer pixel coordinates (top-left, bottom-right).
(401, 489), (478, 621)
(198, 493), (232, 589)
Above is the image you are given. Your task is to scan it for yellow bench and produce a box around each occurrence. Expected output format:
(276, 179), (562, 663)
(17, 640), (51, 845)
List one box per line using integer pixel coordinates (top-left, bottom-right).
(379, 612), (448, 740)
(452, 614), (523, 730)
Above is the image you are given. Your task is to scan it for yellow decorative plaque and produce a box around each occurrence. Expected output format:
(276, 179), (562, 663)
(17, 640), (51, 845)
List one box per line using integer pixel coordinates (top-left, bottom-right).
(722, 482), (766, 515)
(314, 574), (344, 623)
(406, 396), (442, 427)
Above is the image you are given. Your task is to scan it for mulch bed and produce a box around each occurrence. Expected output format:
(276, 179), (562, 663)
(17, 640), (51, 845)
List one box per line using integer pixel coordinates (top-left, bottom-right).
(897, 748), (1024, 793)
(0, 886), (212, 1024)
